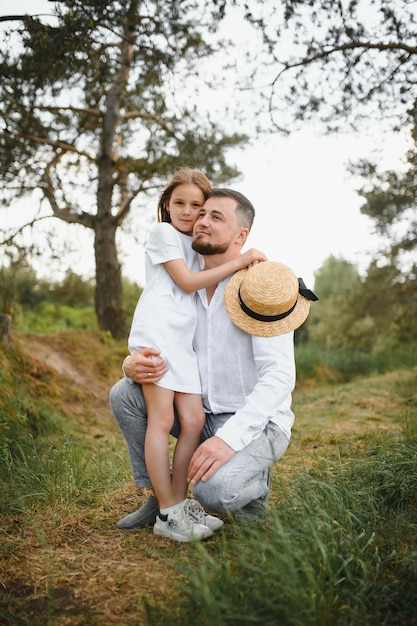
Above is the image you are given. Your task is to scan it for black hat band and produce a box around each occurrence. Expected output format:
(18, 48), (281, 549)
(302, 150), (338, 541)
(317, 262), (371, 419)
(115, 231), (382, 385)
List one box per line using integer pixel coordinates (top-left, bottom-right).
(237, 277), (318, 323)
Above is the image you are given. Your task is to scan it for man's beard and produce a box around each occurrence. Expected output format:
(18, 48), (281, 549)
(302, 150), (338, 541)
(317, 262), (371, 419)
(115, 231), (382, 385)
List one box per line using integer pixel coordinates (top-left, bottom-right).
(192, 239), (230, 255)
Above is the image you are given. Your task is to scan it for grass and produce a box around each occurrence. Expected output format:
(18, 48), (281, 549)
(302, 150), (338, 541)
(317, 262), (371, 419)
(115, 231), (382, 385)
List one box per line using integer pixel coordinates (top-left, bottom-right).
(0, 331), (416, 625)
(188, 447), (416, 624)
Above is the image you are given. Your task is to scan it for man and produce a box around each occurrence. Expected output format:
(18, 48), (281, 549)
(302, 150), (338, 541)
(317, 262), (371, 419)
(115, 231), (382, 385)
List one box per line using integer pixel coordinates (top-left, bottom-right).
(110, 188), (302, 529)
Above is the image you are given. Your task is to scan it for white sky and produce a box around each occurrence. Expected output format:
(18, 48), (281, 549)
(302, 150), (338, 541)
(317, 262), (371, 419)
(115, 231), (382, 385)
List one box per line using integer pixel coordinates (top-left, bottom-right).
(234, 129), (408, 287)
(1, 0), (410, 289)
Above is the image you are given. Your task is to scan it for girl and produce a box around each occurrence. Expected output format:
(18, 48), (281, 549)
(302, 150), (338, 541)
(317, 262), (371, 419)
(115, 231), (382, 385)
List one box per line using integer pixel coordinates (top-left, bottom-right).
(128, 168), (266, 542)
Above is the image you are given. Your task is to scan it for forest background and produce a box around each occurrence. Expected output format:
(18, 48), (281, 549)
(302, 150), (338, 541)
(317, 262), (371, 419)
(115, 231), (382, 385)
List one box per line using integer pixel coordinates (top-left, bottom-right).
(0, 0), (415, 341)
(0, 1), (416, 624)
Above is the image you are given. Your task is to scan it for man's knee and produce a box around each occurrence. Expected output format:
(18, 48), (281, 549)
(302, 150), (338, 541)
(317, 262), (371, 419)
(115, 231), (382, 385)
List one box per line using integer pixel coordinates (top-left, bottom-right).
(192, 473), (238, 514)
(110, 378), (145, 417)
(109, 378), (124, 414)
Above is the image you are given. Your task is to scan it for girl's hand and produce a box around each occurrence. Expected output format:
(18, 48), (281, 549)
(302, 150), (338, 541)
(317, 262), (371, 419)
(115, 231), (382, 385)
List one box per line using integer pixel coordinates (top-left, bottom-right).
(239, 248), (267, 269)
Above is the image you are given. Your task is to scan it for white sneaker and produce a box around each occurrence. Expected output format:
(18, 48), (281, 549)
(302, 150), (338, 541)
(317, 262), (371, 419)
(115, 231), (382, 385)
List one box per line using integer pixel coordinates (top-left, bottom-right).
(185, 499), (224, 531)
(153, 503), (213, 542)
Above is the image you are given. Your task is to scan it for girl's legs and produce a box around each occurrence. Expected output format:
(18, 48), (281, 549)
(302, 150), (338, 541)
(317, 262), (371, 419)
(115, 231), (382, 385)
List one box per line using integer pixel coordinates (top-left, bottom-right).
(142, 383), (177, 510)
(171, 392), (205, 502)
(142, 386), (214, 541)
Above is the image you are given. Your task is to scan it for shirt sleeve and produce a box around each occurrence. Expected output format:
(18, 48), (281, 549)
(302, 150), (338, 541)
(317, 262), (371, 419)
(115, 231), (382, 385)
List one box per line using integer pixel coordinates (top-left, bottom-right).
(146, 223), (184, 265)
(214, 331), (296, 451)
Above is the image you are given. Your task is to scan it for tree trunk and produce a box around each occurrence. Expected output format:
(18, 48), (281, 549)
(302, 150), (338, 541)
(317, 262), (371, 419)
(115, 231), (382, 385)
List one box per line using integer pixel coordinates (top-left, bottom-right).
(94, 217), (126, 339)
(94, 147), (126, 339)
(92, 11), (134, 340)
(0, 313), (12, 344)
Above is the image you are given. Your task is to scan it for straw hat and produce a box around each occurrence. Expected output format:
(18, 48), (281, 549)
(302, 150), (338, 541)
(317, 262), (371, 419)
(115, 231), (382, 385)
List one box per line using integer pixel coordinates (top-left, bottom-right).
(224, 261), (318, 337)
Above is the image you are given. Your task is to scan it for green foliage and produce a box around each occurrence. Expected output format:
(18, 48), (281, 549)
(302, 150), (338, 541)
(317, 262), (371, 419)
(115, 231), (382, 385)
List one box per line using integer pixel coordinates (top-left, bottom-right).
(313, 255), (361, 301)
(16, 301), (96, 333)
(0, 263), (98, 332)
(352, 121), (417, 296)
(294, 341), (323, 379)
(306, 253), (417, 357)
(47, 271), (95, 307)
(1, 263), (93, 309)
(0, 261), (141, 333)
(308, 255), (362, 351)
(357, 122), (417, 243)
(122, 279), (143, 325)
(295, 342), (417, 383)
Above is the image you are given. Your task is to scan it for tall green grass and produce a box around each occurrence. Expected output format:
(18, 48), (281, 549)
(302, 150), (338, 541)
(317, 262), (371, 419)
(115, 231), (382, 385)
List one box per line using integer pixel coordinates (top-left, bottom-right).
(0, 432), (129, 512)
(146, 425), (417, 626)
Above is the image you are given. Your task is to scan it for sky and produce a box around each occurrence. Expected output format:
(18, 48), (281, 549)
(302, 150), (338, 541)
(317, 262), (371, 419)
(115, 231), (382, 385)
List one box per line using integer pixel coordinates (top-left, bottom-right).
(1, 0), (410, 289)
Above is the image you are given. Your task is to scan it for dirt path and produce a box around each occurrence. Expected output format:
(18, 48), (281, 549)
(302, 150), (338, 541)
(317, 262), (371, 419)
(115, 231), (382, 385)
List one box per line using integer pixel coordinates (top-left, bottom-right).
(24, 338), (91, 386)
(16, 332), (121, 443)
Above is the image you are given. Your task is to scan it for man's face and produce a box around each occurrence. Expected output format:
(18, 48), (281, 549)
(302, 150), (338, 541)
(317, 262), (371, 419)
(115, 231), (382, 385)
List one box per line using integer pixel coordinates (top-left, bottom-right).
(192, 196), (247, 255)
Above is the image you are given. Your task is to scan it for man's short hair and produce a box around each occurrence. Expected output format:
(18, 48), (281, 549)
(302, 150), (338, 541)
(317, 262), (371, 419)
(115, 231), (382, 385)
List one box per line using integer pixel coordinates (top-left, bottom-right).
(207, 188), (255, 230)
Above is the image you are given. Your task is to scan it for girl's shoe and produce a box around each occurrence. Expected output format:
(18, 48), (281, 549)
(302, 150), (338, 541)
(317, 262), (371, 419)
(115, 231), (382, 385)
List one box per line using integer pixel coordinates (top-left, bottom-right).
(153, 502), (213, 542)
(185, 498), (224, 531)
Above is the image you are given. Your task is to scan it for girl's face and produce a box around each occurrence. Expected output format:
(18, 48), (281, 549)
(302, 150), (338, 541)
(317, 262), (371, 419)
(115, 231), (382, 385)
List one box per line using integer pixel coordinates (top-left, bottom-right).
(166, 183), (205, 235)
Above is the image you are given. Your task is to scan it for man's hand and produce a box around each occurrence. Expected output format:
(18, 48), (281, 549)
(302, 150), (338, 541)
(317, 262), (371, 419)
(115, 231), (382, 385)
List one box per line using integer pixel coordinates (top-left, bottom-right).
(188, 436), (235, 485)
(124, 347), (168, 384)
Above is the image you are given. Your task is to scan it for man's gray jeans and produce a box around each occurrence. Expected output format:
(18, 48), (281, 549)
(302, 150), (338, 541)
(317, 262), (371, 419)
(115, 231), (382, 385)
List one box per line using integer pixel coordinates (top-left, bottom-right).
(109, 377), (290, 514)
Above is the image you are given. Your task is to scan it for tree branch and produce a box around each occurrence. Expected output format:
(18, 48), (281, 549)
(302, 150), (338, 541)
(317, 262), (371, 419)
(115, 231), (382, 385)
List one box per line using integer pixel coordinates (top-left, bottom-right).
(0, 13), (54, 23)
(114, 185), (145, 225)
(31, 104), (102, 118)
(18, 132), (95, 162)
(42, 153), (95, 228)
(0, 215), (51, 247)
(120, 110), (173, 133)
(0, 15), (30, 22)
(273, 40), (417, 85)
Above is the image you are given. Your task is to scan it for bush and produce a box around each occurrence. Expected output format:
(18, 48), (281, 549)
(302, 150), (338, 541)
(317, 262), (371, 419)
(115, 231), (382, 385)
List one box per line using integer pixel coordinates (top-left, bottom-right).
(1, 262), (142, 333)
(295, 343), (417, 383)
(16, 302), (97, 333)
(295, 342), (324, 380)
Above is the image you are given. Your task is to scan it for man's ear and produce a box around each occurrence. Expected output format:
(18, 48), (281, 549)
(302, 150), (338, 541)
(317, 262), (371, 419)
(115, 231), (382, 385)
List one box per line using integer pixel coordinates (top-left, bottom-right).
(237, 227), (249, 244)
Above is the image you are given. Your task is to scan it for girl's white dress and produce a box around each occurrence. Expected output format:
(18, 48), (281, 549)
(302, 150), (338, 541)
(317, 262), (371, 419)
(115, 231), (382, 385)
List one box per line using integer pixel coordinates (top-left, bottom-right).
(128, 222), (202, 394)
